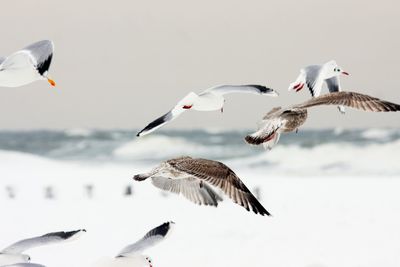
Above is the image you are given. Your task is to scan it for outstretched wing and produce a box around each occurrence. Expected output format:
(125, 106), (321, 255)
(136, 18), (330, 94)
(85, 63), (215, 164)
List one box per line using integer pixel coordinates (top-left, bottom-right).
(1, 229), (86, 254)
(0, 40), (54, 75)
(136, 92), (198, 137)
(151, 176), (223, 206)
(168, 157), (271, 216)
(116, 222), (174, 257)
(23, 40), (54, 75)
(205, 85), (278, 96)
(295, 91), (400, 112)
(304, 65), (324, 97)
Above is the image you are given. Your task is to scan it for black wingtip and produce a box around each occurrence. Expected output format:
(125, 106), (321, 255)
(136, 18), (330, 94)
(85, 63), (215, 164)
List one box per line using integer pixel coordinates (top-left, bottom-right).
(245, 134), (265, 145)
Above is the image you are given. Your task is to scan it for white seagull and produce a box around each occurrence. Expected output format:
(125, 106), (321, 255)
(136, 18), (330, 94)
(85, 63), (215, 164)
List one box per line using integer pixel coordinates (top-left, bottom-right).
(133, 156), (271, 216)
(245, 91), (400, 150)
(136, 84), (278, 137)
(0, 40), (56, 88)
(288, 60), (349, 113)
(109, 221), (174, 267)
(0, 229), (86, 266)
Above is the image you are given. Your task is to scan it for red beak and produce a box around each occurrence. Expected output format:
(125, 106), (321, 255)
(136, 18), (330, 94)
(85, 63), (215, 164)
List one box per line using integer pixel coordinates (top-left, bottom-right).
(341, 71), (349, 76)
(182, 105), (193, 109)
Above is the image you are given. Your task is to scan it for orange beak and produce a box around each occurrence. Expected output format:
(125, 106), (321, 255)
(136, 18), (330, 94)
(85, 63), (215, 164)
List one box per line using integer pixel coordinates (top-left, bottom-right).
(47, 78), (56, 87)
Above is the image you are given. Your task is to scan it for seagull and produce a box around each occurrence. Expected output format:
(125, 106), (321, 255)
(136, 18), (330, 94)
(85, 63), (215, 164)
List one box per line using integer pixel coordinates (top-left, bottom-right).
(112, 221), (174, 267)
(245, 91), (400, 149)
(133, 156), (271, 216)
(136, 84), (278, 137)
(0, 40), (56, 88)
(0, 229), (86, 266)
(288, 60), (349, 113)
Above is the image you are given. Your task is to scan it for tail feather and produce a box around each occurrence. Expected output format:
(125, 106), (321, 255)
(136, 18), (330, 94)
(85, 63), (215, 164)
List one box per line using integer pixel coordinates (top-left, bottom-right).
(245, 131), (280, 150)
(288, 71), (306, 92)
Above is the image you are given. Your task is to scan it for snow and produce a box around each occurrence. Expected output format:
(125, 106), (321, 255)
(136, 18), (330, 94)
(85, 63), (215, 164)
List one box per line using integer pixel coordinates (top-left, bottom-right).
(1, 151), (400, 267)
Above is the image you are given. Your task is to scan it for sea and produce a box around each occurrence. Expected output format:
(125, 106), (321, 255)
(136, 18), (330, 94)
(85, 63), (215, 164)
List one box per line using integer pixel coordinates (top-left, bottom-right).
(0, 128), (399, 176)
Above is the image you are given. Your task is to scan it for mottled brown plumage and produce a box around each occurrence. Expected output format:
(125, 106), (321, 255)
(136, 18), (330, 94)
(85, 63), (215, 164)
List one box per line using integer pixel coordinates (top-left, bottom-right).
(245, 91), (400, 149)
(133, 156), (270, 216)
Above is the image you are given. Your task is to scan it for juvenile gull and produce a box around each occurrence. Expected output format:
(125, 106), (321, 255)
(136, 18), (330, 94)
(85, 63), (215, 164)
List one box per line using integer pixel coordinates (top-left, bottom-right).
(245, 91), (400, 149)
(136, 84), (278, 137)
(0, 229), (86, 266)
(133, 157), (271, 216)
(288, 60), (349, 113)
(0, 40), (56, 88)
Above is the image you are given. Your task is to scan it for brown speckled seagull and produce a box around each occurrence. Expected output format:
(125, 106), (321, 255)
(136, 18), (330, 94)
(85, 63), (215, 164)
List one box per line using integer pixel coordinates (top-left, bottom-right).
(133, 156), (271, 216)
(245, 91), (400, 150)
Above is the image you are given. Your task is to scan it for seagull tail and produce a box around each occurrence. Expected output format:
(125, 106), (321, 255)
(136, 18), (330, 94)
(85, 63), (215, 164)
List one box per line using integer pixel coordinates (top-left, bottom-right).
(288, 71), (306, 92)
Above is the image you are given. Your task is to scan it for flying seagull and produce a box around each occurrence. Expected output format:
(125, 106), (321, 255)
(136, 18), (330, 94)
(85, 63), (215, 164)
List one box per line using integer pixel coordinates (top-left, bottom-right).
(136, 84), (278, 137)
(0, 40), (56, 88)
(0, 229), (86, 266)
(114, 221), (174, 267)
(245, 91), (400, 149)
(133, 156), (271, 216)
(288, 60), (349, 113)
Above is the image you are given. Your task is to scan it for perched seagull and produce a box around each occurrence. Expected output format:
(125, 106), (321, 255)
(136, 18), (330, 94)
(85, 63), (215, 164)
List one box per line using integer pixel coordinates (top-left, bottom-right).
(245, 91), (400, 149)
(133, 156), (271, 216)
(0, 229), (86, 266)
(288, 60), (349, 113)
(0, 40), (56, 88)
(136, 84), (278, 137)
(112, 221), (175, 267)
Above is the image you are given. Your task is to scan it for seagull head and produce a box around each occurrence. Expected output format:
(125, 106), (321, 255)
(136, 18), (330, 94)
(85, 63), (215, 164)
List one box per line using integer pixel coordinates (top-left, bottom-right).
(325, 60), (349, 78)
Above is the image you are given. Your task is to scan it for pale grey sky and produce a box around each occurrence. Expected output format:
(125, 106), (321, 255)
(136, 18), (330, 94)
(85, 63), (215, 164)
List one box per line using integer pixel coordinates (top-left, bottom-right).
(0, 0), (399, 130)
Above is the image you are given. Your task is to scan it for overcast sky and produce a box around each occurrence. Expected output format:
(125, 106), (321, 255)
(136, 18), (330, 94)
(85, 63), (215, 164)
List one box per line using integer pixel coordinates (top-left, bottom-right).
(0, 0), (399, 130)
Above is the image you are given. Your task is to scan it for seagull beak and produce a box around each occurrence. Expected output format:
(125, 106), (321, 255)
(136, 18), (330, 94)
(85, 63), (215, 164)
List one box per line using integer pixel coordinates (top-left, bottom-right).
(47, 78), (56, 87)
(341, 71), (349, 76)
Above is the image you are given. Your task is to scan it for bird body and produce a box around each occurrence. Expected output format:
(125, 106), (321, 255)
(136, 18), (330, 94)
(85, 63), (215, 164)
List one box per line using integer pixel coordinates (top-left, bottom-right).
(246, 91), (400, 149)
(137, 84), (278, 136)
(289, 60), (349, 113)
(133, 156), (271, 216)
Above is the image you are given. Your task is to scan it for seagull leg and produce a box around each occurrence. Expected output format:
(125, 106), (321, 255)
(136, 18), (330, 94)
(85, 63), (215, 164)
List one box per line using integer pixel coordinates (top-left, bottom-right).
(220, 107), (224, 113)
(296, 128), (299, 134)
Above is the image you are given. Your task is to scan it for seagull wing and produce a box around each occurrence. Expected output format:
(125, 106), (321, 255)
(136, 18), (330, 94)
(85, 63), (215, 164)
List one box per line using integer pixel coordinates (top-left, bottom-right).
(204, 84), (278, 96)
(168, 157), (271, 216)
(0, 40), (54, 75)
(151, 176), (223, 206)
(116, 222), (174, 257)
(22, 40), (54, 75)
(1, 230), (85, 254)
(136, 92), (198, 137)
(304, 65), (324, 97)
(295, 91), (400, 112)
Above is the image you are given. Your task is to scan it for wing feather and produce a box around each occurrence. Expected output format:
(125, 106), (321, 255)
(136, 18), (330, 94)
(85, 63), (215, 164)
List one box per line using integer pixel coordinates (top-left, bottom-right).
(116, 222), (174, 257)
(1, 230), (85, 254)
(167, 157), (271, 216)
(295, 91), (400, 112)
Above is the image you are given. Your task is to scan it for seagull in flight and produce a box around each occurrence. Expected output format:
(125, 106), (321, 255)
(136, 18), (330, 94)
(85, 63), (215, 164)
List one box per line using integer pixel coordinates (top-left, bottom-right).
(0, 40), (56, 88)
(109, 221), (174, 267)
(133, 156), (271, 216)
(136, 84), (278, 137)
(0, 229), (86, 266)
(245, 91), (400, 150)
(288, 60), (349, 113)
